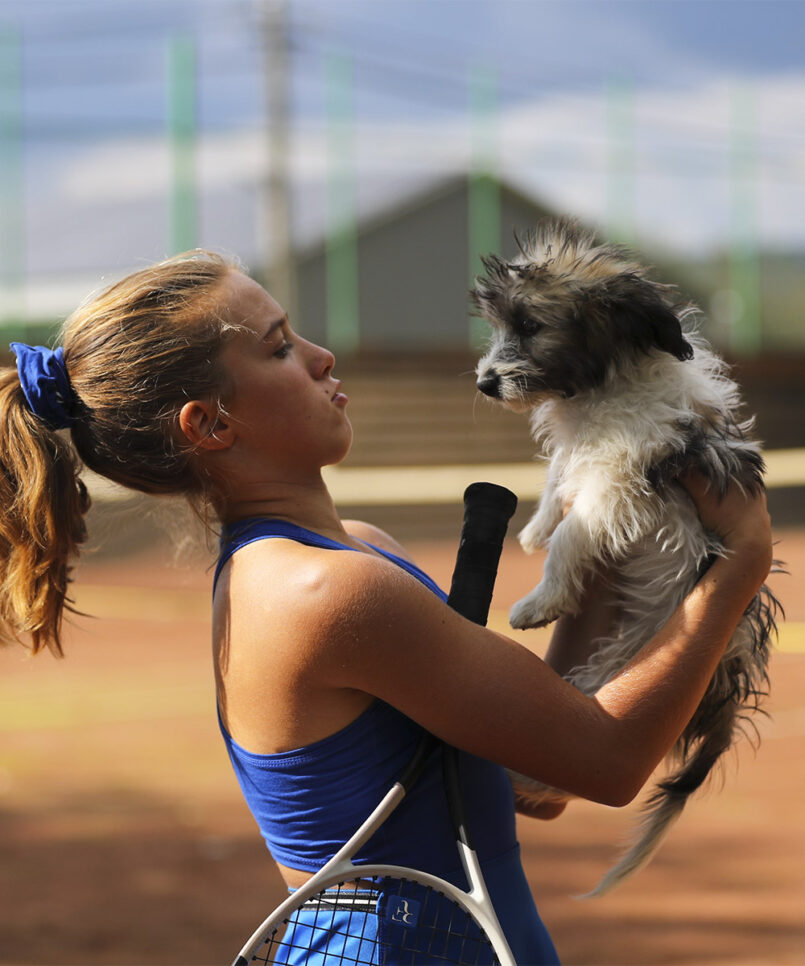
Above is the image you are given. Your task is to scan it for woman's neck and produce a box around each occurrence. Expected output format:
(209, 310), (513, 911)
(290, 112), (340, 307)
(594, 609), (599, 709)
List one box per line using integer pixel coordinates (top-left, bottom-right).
(217, 474), (347, 539)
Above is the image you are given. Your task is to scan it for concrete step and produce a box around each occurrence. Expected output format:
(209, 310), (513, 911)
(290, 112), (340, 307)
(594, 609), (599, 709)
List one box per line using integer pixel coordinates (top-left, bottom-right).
(339, 354), (536, 467)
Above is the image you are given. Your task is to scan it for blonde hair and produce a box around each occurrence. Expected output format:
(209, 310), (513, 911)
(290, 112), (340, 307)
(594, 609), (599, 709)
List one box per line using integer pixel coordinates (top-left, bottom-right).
(0, 250), (239, 656)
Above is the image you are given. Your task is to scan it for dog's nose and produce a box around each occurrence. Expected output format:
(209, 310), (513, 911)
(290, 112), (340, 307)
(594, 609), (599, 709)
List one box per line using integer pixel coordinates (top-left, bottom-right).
(476, 373), (501, 398)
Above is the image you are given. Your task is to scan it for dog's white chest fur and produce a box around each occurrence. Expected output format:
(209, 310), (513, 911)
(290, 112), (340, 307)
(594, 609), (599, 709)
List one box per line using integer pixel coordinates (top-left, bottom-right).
(510, 354), (722, 634)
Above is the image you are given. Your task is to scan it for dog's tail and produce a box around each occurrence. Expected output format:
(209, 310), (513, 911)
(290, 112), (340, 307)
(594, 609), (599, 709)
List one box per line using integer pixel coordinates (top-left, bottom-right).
(582, 580), (781, 899)
(581, 710), (735, 899)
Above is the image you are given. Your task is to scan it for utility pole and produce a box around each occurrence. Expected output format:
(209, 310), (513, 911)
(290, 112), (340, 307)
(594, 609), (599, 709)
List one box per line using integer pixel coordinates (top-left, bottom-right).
(262, 0), (296, 323)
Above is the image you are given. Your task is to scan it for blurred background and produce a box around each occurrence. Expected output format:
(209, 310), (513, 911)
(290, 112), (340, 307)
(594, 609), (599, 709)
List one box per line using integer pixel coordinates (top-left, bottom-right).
(0, 1), (803, 963)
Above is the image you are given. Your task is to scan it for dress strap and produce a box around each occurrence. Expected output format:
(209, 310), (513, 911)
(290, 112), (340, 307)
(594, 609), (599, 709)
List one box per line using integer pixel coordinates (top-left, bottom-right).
(214, 517), (447, 601)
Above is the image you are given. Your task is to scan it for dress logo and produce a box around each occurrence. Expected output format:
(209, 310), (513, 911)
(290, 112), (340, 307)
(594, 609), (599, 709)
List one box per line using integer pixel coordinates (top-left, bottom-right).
(386, 896), (421, 928)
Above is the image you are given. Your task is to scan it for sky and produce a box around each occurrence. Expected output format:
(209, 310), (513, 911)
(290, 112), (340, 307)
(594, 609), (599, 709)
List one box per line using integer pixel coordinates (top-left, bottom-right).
(0, 0), (803, 305)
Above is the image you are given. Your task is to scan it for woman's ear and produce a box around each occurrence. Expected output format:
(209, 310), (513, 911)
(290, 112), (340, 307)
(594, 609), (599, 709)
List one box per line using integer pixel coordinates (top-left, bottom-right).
(178, 400), (235, 451)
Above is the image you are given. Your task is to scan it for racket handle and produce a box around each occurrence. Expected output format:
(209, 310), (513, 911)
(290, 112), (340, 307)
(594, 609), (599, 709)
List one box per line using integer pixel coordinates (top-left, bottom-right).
(447, 482), (518, 627)
(443, 483), (517, 851)
(399, 484), (517, 795)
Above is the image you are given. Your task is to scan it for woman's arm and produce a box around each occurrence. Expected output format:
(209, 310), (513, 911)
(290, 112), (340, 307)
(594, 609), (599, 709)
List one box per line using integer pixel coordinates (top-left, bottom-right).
(254, 476), (772, 808)
(543, 567), (620, 678)
(519, 568), (617, 818)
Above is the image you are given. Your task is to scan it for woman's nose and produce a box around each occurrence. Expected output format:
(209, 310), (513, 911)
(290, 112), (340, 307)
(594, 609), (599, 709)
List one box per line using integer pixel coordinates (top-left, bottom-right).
(306, 339), (336, 378)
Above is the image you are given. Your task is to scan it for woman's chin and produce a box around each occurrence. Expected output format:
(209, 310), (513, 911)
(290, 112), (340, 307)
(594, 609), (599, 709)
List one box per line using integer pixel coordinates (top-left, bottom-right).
(326, 429), (354, 467)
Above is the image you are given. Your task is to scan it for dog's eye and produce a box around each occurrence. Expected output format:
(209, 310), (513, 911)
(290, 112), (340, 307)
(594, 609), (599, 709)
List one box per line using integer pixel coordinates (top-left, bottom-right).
(512, 305), (541, 337)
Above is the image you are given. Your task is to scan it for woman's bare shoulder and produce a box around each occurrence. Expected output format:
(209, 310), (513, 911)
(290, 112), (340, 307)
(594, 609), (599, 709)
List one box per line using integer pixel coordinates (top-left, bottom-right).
(218, 534), (409, 648)
(341, 519), (414, 562)
(222, 536), (350, 613)
(214, 540), (389, 751)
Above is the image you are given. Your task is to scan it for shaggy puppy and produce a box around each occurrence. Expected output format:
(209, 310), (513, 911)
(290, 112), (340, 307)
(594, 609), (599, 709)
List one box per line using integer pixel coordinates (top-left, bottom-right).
(473, 220), (780, 896)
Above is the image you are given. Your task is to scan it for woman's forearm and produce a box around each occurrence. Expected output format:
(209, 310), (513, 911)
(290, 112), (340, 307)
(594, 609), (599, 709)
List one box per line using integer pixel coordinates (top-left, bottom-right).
(544, 569), (620, 677)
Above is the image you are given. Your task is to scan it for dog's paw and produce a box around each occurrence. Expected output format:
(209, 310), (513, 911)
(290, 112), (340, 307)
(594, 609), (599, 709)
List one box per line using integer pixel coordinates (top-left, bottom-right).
(507, 769), (554, 803)
(518, 512), (557, 553)
(510, 590), (564, 629)
(507, 769), (573, 819)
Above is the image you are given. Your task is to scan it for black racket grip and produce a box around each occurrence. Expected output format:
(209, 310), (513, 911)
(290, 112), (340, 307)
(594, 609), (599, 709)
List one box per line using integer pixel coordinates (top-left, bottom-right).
(446, 482), (518, 627)
(399, 482), (517, 793)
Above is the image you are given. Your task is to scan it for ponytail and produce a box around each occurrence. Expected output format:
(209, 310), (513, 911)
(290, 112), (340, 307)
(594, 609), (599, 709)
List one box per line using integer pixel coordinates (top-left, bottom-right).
(0, 249), (236, 655)
(0, 367), (89, 656)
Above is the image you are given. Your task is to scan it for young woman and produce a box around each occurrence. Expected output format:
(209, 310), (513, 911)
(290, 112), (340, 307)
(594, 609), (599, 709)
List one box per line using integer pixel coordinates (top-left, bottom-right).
(0, 252), (773, 964)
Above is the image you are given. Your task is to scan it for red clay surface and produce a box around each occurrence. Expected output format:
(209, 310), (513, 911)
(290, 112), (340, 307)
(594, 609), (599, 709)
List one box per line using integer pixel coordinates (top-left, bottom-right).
(0, 527), (803, 965)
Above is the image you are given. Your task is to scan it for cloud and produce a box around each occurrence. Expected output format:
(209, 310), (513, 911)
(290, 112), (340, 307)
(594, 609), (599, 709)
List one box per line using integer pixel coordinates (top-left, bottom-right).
(49, 69), (805, 268)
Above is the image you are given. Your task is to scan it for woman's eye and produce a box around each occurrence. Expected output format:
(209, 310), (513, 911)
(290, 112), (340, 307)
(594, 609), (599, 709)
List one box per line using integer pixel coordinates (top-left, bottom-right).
(274, 341), (292, 358)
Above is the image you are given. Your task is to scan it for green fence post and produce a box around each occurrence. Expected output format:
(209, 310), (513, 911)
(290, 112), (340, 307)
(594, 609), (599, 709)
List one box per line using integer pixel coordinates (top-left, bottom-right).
(605, 74), (635, 246)
(167, 35), (197, 254)
(0, 27), (25, 326)
(729, 83), (762, 355)
(468, 64), (501, 348)
(325, 51), (359, 355)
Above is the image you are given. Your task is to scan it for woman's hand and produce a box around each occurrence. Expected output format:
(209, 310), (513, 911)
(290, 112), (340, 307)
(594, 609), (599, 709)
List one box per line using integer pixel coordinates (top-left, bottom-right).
(678, 469), (773, 578)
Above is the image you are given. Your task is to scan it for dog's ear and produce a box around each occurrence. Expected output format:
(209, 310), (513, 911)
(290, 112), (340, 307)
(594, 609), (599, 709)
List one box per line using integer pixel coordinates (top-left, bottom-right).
(470, 253), (511, 317)
(594, 274), (694, 362)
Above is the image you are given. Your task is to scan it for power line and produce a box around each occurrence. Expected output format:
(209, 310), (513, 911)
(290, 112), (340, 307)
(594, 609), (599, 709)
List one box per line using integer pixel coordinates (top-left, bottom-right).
(293, 33), (805, 149)
(0, 7), (800, 170)
(0, 0), (257, 45)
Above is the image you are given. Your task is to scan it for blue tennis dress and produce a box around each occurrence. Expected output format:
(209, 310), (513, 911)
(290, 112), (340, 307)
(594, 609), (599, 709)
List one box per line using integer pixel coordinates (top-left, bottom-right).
(215, 518), (560, 965)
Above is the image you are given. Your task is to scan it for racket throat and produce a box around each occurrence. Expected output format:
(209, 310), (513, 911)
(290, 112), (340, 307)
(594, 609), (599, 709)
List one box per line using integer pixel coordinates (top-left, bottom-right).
(456, 840), (486, 896)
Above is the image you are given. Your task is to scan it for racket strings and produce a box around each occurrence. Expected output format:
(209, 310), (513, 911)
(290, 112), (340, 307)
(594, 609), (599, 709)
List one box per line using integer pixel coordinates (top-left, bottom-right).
(248, 875), (500, 965)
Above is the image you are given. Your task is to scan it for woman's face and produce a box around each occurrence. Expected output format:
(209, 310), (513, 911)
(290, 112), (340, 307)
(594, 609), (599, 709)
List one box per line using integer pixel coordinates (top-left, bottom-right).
(215, 271), (352, 476)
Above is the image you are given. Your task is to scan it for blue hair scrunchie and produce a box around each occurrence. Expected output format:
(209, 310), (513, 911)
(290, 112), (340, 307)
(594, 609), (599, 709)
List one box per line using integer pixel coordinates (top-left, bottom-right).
(10, 342), (77, 430)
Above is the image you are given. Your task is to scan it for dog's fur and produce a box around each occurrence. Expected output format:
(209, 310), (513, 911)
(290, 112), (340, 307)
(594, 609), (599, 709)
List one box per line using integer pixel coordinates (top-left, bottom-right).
(473, 219), (781, 896)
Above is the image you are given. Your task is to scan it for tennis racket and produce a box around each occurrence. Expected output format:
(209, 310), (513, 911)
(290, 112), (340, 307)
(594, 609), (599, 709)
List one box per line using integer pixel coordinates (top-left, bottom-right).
(231, 482), (519, 966)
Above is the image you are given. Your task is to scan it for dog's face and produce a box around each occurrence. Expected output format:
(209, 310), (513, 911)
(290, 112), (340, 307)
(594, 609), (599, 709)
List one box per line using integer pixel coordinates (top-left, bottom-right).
(474, 220), (693, 410)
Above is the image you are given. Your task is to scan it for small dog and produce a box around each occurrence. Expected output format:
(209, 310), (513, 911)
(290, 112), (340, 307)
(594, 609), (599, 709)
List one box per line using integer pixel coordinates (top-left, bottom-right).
(473, 219), (780, 896)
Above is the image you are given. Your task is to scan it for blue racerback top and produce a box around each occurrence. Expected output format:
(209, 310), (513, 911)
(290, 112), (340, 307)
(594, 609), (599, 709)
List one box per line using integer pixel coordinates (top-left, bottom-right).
(213, 518), (518, 878)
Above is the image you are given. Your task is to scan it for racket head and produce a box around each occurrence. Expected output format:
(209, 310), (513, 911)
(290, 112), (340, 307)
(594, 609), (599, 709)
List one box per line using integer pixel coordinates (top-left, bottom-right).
(234, 867), (507, 965)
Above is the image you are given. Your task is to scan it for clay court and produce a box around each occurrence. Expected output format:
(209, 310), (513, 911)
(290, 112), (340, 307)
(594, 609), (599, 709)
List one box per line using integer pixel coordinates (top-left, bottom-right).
(1, 505), (802, 966)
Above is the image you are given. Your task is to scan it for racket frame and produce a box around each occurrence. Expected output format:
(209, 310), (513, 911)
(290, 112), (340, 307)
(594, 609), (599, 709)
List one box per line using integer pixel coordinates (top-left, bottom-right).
(232, 768), (516, 966)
